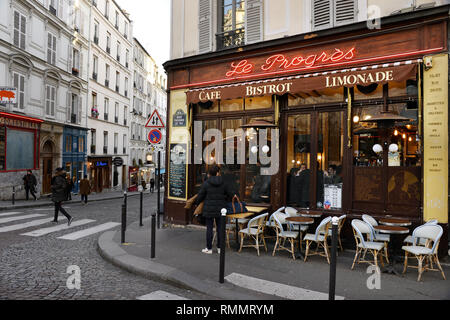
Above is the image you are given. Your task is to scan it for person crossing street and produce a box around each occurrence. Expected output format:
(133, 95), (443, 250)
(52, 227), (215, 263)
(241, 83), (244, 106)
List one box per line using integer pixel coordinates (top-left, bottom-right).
(23, 170), (37, 201)
(51, 168), (73, 226)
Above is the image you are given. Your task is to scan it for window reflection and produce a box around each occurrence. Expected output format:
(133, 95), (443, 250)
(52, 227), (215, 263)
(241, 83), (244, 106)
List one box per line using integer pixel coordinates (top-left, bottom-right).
(288, 88), (343, 106)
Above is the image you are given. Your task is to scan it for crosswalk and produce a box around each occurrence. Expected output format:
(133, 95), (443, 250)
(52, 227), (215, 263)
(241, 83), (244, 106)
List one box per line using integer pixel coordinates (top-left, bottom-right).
(137, 291), (189, 300)
(0, 211), (120, 241)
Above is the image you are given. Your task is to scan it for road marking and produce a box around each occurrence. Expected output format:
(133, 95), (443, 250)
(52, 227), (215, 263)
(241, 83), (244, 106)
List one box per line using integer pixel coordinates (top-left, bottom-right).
(0, 214), (45, 225)
(0, 212), (23, 217)
(225, 273), (345, 300)
(57, 222), (121, 240)
(137, 291), (189, 300)
(0, 217), (67, 233)
(33, 208), (53, 211)
(21, 219), (95, 237)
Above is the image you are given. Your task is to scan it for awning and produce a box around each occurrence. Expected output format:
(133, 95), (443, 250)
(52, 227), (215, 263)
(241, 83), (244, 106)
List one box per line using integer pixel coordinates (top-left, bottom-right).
(186, 60), (420, 104)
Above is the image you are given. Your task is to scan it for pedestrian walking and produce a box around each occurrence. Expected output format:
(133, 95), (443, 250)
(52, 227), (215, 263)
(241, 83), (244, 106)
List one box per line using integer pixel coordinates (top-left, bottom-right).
(194, 165), (235, 254)
(23, 170), (37, 201)
(79, 175), (91, 205)
(150, 178), (155, 193)
(66, 174), (74, 201)
(51, 168), (73, 226)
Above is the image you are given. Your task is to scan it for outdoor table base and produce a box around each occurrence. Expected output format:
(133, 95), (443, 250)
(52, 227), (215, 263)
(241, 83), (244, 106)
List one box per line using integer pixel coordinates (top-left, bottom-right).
(285, 217), (314, 261)
(374, 225), (410, 275)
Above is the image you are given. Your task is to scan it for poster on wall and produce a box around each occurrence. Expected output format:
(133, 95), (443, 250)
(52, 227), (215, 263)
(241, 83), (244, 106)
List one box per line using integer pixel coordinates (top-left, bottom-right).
(169, 143), (187, 200)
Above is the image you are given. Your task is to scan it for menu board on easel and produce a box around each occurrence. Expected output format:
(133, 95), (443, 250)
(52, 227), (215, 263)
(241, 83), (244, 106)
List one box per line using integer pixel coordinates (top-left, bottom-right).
(168, 143), (187, 200)
(324, 184), (343, 210)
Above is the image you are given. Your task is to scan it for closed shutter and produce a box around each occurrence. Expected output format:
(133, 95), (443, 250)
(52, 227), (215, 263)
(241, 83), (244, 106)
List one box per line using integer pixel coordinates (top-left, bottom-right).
(198, 0), (211, 54)
(68, 45), (73, 73)
(66, 92), (71, 122)
(45, 85), (50, 115)
(13, 11), (20, 47)
(47, 34), (52, 64)
(312, 0), (332, 31)
(51, 86), (56, 117)
(20, 14), (26, 49)
(245, 0), (263, 44)
(334, 0), (356, 26)
(78, 95), (82, 124)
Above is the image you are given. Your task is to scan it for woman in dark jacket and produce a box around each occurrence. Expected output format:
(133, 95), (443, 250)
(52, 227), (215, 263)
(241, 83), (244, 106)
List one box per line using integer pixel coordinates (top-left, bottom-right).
(52, 168), (73, 226)
(195, 165), (234, 254)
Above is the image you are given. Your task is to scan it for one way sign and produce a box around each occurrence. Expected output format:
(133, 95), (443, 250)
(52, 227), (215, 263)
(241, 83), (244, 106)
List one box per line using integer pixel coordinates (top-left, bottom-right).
(145, 110), (165, 129)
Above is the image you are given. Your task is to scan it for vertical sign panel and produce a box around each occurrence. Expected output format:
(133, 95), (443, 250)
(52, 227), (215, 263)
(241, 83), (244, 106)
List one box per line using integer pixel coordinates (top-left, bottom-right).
(423, 54), (448, 223)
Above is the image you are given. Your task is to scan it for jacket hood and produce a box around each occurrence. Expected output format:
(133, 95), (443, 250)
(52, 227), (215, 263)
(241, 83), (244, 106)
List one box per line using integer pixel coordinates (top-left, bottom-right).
(208, 176), (223, 187)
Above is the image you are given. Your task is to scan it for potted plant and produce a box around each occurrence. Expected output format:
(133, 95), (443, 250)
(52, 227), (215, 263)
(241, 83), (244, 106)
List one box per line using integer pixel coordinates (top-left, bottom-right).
(91, 106), (99, 118)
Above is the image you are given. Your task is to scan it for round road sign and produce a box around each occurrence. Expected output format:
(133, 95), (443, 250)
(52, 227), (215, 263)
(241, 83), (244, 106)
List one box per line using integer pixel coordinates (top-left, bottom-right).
(148, 129), (162, 144)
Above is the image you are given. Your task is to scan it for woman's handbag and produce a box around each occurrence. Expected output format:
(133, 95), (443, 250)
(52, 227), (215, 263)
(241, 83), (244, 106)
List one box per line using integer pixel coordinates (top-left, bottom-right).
(226, 195), (248, 214)
(193, 201), (204, 216)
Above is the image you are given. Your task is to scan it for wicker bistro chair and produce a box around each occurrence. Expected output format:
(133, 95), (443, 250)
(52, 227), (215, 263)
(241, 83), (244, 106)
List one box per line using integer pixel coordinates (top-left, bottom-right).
(239, 213), (269, 256)
(362, 214), (390, 263)
(271, 214), (299, 260)
(263, 207), (285, 243)
(351, 219), (385, 269)
(404, 220), (438, 246)
(327, 215), (347, 251)
(303, 217), (332, 264)
(285, 210), (309, 249)
(402, 224), (446, 282)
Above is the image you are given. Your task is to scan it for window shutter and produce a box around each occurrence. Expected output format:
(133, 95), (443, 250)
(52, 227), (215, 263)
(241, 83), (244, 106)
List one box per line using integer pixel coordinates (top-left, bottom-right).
(198, 0), (211, 54)
(13, 12), (20, 47)
(20, 15), (26, 49)
(47, 34), (52, 64)
(312, 0), (332, 31)
(51, 87), (56, 117)
(68, 45), (73, 73)
(245, 0), (263, 45)
(80, 52), (84, 78)
(45, 86), (50, 115)
(52, 35), (56, 65)
(78, 96), (82, 124)
(66, 92), (71, 122)
(19, 75), (24, 110)
(334, 0), (356, 26)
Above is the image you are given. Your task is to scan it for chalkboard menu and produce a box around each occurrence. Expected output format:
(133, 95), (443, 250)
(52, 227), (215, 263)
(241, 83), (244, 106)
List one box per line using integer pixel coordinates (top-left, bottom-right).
(169, 143), (187, 199)
(0, 126), (5, 170)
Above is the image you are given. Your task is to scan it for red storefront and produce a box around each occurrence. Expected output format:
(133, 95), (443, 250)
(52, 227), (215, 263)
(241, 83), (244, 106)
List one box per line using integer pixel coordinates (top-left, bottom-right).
(163, 7), (449, 254)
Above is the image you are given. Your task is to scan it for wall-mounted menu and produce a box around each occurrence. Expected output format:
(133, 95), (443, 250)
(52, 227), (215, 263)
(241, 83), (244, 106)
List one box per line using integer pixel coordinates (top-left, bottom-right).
(169, 143), (187, 200)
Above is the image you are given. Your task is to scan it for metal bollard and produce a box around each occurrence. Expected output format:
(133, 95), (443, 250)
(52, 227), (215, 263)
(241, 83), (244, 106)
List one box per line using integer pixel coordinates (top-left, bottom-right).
(121, 204), (126, 244)
(139, 191), (143, 227)
(12, 186), (15, 205)
(151, 212), (156, 259)
(329, 216), (339, 301)
(123, 191), (128, 231)
(219, 209), (227, 284)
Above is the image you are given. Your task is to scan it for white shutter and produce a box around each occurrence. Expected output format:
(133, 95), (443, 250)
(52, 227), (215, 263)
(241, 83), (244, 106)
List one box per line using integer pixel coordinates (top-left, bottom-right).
(80, 52), (84, 79)
(45, 85), (50, 115)
(52, 35), (56, 65)
(245, 0), (263, 45)
(20, 14), (26, 49)
(51, 87), (56, 116)
(198, 0), (211, 54)
(78, 95), (82, 124)
(68, 45), (73, 73)
(312, 0), (332, 31)
(334, 0), (357, 26)
(47, 34), (52, 64)
(66, 92), (71, 122)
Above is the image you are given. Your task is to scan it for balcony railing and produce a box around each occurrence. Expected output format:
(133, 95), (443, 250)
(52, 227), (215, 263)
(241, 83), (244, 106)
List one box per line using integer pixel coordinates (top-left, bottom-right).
(49, 5), (57, 16)
(91, 145), (96, 154)
(114, 147), (118, 154)
(94, 36), (99, 45)
(124, 90), (128, 97)
(104, 113), (108, 121)
(216, 28), (245, 51)
(103, 146), (108, 154)
(93, 73), (98, 81)
(117, 55), (120, 62)
(116, 86), (119, 93)
(70, 113), (77, 124)
(123, 148), (126, 154)
(114, 116), (118, 123)
(106, 47), (110, 54)
(105, 79), (109, 87)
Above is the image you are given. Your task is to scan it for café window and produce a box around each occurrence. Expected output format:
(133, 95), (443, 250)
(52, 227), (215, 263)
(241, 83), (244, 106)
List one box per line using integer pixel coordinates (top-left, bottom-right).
(1, 127), (38, 171)
(288, 87), (344, 106)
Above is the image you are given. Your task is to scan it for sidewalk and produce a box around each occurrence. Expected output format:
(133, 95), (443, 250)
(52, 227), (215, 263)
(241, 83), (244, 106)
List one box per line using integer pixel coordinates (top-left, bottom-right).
(98, 218), (450, 300)
(0, 189), (145, 211)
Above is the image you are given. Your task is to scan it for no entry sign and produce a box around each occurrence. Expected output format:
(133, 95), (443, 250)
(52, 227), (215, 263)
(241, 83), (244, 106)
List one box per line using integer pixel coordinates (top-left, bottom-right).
(148, 129), (162, 144)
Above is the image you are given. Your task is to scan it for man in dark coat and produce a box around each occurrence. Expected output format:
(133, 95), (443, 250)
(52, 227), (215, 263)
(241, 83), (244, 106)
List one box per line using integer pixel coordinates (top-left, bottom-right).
(195, 165), (235, 254)
(79, 175), (91, 205)
(23, 170), (37, 201)
(150, 178), (155, 193)
(51, 168), (73, 225)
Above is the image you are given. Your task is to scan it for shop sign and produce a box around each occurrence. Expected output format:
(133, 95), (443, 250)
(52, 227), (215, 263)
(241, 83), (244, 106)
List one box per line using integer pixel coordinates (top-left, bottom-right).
(423, 54), (448, 224)
(325, 70), (394, 88)
(0, 88), (17, 104)
(113, 157), (124, 166)
(226, 47), (356, 78)
(0, 115), (40, 130)
(172, 109), (187, 127)
(95, 161), (108, 167)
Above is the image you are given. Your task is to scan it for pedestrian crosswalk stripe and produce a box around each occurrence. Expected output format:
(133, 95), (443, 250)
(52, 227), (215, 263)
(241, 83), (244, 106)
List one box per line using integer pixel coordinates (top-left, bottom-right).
(0, 212), (23, 217)
(57, 222), (121, 240)
(0, 217), (67, 233)
(0, 214), (46, 225)
(21, 219), (95, 237)
(225, 273), (345, 300)
(137, 291), (189, 300)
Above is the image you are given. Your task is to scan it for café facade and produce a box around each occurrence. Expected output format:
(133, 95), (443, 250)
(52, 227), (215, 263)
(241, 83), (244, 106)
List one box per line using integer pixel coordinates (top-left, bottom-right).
(163, 7), (449, 254)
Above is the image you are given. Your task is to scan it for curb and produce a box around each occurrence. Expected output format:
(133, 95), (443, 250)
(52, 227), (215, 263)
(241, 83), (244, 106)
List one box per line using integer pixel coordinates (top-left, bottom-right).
(97, 228), (275, 300)
(0, 193), (141, 212)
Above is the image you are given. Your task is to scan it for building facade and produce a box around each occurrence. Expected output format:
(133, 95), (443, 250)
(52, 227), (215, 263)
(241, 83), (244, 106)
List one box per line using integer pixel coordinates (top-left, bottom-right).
(86, 0), (132, 192)
(164, 1), (449, 255)
(0, 0), (88, 199)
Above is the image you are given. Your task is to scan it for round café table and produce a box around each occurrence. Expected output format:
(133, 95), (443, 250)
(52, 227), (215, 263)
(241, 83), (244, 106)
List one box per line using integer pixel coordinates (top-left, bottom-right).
(374, 225), (410, 275)
(299, 210), (323, 218)
(379, 218), (412, 227)
(286, 217), (314, 260)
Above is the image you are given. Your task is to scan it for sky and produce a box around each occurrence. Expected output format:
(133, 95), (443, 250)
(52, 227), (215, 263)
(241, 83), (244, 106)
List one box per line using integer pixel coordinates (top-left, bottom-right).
(115, 0), (171, 69)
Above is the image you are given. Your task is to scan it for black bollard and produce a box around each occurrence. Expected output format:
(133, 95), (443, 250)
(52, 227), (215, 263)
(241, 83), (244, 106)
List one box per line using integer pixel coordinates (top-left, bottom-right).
(329, 217), (339, 301)
(124, 191), (127, 231)
(219, 209), (227, 284)
(121, 204), (126, 244)
(139, 191), (143, 227)
(151, 212), (156, 259)
(12, 186), (15, 205)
